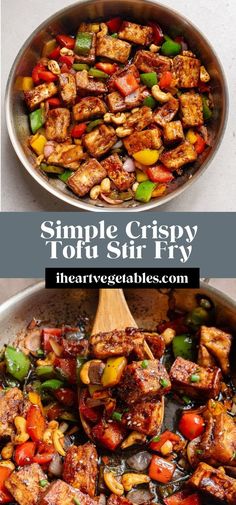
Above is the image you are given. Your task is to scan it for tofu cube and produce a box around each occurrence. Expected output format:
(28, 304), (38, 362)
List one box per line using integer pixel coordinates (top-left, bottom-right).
(83, 124), (117, 158)
(96, 36), (131, 63)
(67, 158), (107, 197)
(73, 97), (106, 122)
(160, 141), (197, 170)
(173, 55), (200, 88)
(5, 464), (47, 505)
(63, 443), (98, 497)
(124, 129), (162, 155)
(59, 73), (77, 106)
(118, 21), (153, 46)
(38, 479), (97, 505)
(24, 82), (57, 110)
(189, 463), (236, 505)
(198, 326), (232, 375)
(45, 108), (71, 143)
(101, 153), (135, 191)
(107, 92), (127, 113)
(169, 356), (222, 399)
(134, 50), (171, 75)
(179, 92), (204, 128)
(163, 120), (184, 144)
(122, 400), (164, 435)
(75, 33), (96, 64)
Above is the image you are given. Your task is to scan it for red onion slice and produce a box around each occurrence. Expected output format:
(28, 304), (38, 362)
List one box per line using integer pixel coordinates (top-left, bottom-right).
(100, 194), (123, 205)
(44, 142), (55, 159)
(123, 158), (135, 172)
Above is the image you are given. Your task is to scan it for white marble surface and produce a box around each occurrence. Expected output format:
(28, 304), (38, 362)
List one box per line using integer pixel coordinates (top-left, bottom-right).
(1, 0), (236, 211)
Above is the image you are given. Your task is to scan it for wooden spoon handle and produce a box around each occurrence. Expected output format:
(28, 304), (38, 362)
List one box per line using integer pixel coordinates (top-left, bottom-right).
(92, 289), (137, 335)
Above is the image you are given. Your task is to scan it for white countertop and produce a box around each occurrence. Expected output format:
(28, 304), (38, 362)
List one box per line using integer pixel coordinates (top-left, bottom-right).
(2, 0), (236, 211)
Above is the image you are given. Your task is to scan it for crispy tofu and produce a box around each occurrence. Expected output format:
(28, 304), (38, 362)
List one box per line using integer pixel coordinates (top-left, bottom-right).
(122, 400), (164, 435)
(160, 141), (197, 170)
(67, 158), (106, 196)
(75, 33), (96, 64)
(38, 479), (97, 505)
(198, 326), (232, 375)
(117, 359), (171, 404)
(73, 97), (106, 122)
(134, 50), (171, 75)
(107, 88), (147, 113)
(76, 70), (107, 96)
(153, 97), (179, 127)
(47, 142), (85, 170)
(83, 124), (117, 158)
(188, 463), (236, 505)
(125, 106), (153, 132)
(96, 35), (131, 63)
(63, 443), (98, 497)
(59, 73), (77, 106)
(101, 153), (135, 191)
(24, 82), (57, 110)
(163, 120), (184, 144)
(45, 108), (71, 142)
(124, 129), (162, 154)
(107, 92), (127, 113)
(0, 387), (24, 438)
(169, 357), (222, 399)
(179, 92), (204, 128)
(118, 21), (153, 46)
(108, 64), (139, 93)
(173, 54), (200, 88)
(108, 496), (133, 505)
(5, 464), (47, 505)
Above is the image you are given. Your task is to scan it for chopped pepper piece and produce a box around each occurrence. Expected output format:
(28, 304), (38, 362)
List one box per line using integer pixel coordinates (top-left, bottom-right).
(75, 32), (93, 56)
(136, 169), (149, 182)
(135, 180), (157, 202)
(86, 118), (103, 132)
(30, 133), (47, 155)
(15, 76), (34, 91)
(140, 72), (157, 88)
(133, 149), (160, 165)
(106, 17), (122, 33)
(59, 170), (73, 183)
(72, 63), (89, 71)
(202, 95), (213, 120)
(161, 35), (181, 56)
(29, 109), (45, 134)
(56, 34), (75, 50)
(143, 95), (157, 109)
(115, 73), (139, 97)
(101, 356), (127, 387)
(89, 68), (109, 79)
(40, 379), (64, 390)
(42, 39), (57, 57)
(147, 164), (174, 183)
(40, 163), (64, 174)
(149, 455), (175, 483)
(5, 346), (30, 382)
(172, 334), (194, 360)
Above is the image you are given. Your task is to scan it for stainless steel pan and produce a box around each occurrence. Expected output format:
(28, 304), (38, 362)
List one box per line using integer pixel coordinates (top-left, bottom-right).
(6, 0), (228, 211)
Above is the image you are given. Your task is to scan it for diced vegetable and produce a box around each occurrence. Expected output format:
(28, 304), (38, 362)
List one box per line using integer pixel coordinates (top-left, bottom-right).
(179, 413), (205, 440)
(172, 334), (194, 360)
(76, 356), (88, 383)
(40, 163), (64, 175)
(26, 405), (45, 442)
(56, 34), (75, 49)
(42, 39), (57, 57)
(54, 358), (77, 384)
(49, 46), (61, 60)
(150, 431), (181, 452)
(115, 74), (139, 97)
(106, 17), (122, 33)
(140, 72), (157, 88)
(79, 389), (100, 422)
(38, 70), (57, 83)
(133, 149), (160, 165)
(95, 62), (118, 75)
(147, 164), (174, 183)
(46, 98), (62, 108)
(89, 68), (109, 79)
(0, 466), (13, 504)
(14, 441), (36, 466)
(29, 109), (45, 134)
(186, 129), (198, 144)
(59, 170), (73, 183)
(30, 134), (47, 156)
(136, 169), (148, 182)
(92, 420), (125, 450)
(185, 307), (210, 328)
(101, 356), (127, 387)
(15, 76), (34, 91)
(135, 180), (157, 202)
(43, 328), (62, 353)
(40, 379), (64, 390)
(54, 387), (76, 407)
(59, 55), (74, 67)
(32, 64), (45, 85)
(159, 71), (173, 89)
(72, 63), (89, 71)
(71, 123), (87, 138)
(75, 32), (93, 56)
(164, 491), (202, 505)
(149, 455), (175, 483)
(161, 35), (181, 56)
(152, 184), (166, 198)
(194, 134), (206, 154)
(148, 21), (164, 44)
(5, 346), (30, 382)
(143, 96), (157, 109)
(202, 96), (212, 120)
(112, 411), (122, 422)
(86, 119), (103, 132)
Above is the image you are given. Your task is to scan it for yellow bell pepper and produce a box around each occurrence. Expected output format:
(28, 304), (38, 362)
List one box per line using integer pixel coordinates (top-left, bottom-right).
(152, 184), (167, 198)
(133, 149), (160, 166)
(30, 133), (47, 156)
(28, 391), (44, 413)
(101, 357), (127, 388)
(186, 129), (197, 144)
(136, 169), (148, 182)
(42, 38), (57, 57)
(15, 76), (34, 91)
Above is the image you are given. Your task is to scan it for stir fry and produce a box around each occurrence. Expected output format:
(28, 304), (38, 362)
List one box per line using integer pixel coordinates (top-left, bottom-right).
(18, 17), (214, 205)
(0, 295), (235, 505)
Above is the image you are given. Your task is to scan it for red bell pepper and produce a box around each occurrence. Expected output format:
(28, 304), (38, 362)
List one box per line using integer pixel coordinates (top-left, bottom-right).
(106, 17), (122, 33)
(115, 73), (139, 97)
(157, 316), (188, 335)
(159, 71), (173, 89)
(54, 387), (77, 407)
(179, 412), (205, 441)
(148, 21), (164, 45)
(14, 441), (36, 466)
(95, 62), (119, 75)
(194, 134), (206, 155)
(59, 55), (74, 67)
(148, 455), (175, 483)
(71, 123), (87, 138)
(56, 34), (75, 50)
(33, 441), (55, 465)
(164, 491), (202, 505)
(43, 327), (62, 353)
(32, 64), (45, 85)
(147, 164), (174, 183)
(79, 389), (101, 423)
(38, 70), (57, 83)
(198, 82), (210, 93)
(49, 45), (61, 60)
(60, 63), (71, 74)
(46, 97), (62, 108)
(54, 357), (77, 384)
(92, 420), (125, 450)
(26, 405), (45, 442)
(150, 430), (181, 452)
(0, 467), (13, 504)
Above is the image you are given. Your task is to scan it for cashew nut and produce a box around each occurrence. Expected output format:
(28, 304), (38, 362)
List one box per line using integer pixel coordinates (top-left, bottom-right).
(97, 23), (108, 37)
(48, 60), (61, 75)
(1, 442), (14, 460)
(60, 47), (74, 57)
(90, 185), (101, 200)
(200, 65), (210, 83)
(52, 429), (65, 456)
(121, 473), (150, 491)
(151, 85), (172, 103)
(121, 431), (147, 449)
(37, 351), (55, 366)
(161, 328), (175, 345)
(14, 416), (29, 444)
(111, 113), (127, 125)
(149, 44), (160, 53)
(100, 178), (111, 194)
(116, 127), (133, 138)
(0, 460), (15, 471)
(80, 360), (102, 385)
(104, 472), (124, 496)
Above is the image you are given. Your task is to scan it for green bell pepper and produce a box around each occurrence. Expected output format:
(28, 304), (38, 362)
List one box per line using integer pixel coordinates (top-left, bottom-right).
(172, 334), (194, 360)
(185, 307), (210, 329)
(143, 96), (157, 109)
(75, 32), (93, 56)
(40, 163), (64, 175)
(88, 68), (109, 79)
(40, 379), (64, 390)
(135, 180), (156, 202)
(161, 35), (181, 56)
(58, 170), (73, 183)
(111, 33), (118, 38)
(140, 72), (157, 88)
(5, 346), (30, 382)
(72, 63), (89, 71)
(202, 96), (212, 120)
(36, 365), (55, 378)
(76, 356), (87, 384)
(30, 109), (45, 134)
(86, 118), (103, 132)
